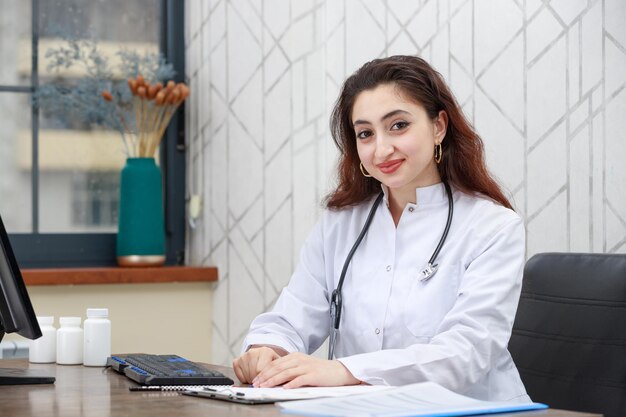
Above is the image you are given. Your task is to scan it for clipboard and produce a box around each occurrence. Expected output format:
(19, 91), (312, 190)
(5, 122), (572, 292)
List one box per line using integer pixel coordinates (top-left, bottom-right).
(182, 387), (278, 404)
(182, 384), (390, 405)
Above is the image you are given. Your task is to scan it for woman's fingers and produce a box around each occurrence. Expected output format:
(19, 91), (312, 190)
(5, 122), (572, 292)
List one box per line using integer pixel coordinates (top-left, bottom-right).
(258, 365), (301, 388)
(253, 353), (307, 387)
(233, 347), (281, 384)
(253, 354), (361, 388)
(245, 351), (259, 383)
(256, 348), (279, 374)
(232, 356), (249, 383)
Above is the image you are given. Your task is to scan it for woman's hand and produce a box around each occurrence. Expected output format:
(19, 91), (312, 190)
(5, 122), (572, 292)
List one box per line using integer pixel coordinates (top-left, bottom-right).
(233, 346), (286, 384)
(252, 352), (361, 388)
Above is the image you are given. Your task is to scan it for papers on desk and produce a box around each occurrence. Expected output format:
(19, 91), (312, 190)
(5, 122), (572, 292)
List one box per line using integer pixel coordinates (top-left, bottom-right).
(276, 382), (548, 417)
(184, 382), (547, 416)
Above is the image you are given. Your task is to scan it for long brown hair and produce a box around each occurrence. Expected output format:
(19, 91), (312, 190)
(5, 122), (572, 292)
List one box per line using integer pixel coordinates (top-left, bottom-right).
(325, 55), (512, 210)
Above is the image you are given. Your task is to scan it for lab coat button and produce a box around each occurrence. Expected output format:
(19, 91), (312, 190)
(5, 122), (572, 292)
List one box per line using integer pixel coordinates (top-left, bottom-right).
(408, 207), (414, 212)
(386, 265), (392, 272)
(375, 328), (380, 335)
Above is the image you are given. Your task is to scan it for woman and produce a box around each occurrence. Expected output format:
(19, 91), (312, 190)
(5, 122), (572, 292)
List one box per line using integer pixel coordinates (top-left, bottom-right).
(233, 55), (529, 402)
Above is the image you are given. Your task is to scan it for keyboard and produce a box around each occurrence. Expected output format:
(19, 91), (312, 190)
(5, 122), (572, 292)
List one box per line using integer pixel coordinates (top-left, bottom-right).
(107, 354), (234, 386)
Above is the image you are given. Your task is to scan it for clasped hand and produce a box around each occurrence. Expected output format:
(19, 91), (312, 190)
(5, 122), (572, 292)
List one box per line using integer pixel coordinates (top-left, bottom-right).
(232, 346), (360, 388)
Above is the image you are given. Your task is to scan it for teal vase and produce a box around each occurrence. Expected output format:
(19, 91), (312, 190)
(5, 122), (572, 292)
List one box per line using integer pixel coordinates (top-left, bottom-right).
(116, 158), (165, 266)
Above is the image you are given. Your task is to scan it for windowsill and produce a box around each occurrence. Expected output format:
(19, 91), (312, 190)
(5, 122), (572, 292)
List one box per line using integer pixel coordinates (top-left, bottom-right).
(22, 266), (218, 286)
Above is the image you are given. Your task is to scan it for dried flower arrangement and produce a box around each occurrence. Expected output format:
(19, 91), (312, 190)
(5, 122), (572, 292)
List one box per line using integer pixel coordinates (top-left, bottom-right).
(36, 36), (188, 158)
(102, 76), (189, 158)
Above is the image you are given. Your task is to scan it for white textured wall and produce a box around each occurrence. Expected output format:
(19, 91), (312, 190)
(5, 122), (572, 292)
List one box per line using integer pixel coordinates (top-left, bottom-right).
(185, 0), (626, 364)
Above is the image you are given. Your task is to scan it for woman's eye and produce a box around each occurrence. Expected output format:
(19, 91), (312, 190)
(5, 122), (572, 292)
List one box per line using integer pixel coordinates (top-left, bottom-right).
(356, 130), (372, 139)
(391, 121), (409, 130)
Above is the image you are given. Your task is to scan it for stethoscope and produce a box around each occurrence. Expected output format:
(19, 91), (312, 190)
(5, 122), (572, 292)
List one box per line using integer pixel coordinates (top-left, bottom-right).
(328, 182), (454, 360)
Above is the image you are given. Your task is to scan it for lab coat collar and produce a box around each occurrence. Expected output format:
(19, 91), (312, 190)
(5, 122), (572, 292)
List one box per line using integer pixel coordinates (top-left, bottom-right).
(380, 182), (448, 208)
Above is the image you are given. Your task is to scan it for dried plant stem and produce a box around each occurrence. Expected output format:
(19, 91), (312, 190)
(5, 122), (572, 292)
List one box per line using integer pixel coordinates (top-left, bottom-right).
(116, 113), (133, 157)
(153, 106), (177, 156)
(139, 99), (148, 156)
(133, 96), (142, 157)
(117, 118), (132, 156)
(146, 104), (166, 157)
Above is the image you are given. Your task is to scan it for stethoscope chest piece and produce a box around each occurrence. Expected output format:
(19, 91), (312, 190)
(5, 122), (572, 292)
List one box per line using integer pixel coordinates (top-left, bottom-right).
(420, 262), (439, 282)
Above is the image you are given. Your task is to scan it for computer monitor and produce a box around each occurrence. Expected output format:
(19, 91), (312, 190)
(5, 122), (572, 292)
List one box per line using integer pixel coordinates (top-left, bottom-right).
(0, 214), (55, 384)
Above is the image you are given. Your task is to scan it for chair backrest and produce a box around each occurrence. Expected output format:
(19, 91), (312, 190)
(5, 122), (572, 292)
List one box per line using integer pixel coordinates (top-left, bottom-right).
(509, 252), (626, 417)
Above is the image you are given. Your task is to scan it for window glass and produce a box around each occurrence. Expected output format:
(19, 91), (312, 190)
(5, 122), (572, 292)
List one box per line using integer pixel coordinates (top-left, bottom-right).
(40, 0), (160, 42)
(37, 0), (161, 233)
(71, 172), (119, 230)
(0, 93), (33, 232)
(0, 0), (31, 86)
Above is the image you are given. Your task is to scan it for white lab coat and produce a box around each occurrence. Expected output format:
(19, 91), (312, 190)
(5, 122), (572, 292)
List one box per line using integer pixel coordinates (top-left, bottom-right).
(243, 183), (530, 402)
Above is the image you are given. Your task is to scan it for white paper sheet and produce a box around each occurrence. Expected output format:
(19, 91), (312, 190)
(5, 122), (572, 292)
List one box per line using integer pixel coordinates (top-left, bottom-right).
(276, 382), (548, 417)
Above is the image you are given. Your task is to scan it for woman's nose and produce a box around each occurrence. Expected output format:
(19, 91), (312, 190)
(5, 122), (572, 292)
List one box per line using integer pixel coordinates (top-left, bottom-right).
(374, 136), (393, 159)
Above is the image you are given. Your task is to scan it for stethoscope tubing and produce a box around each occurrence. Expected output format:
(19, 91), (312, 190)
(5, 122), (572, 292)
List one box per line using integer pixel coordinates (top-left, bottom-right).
(428, 182), (453, 266)
(331, 192), (384, 328)
(328, 182), (453, 360)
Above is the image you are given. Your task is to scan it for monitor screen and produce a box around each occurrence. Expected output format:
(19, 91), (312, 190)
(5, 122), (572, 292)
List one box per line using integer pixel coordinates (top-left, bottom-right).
(0, 214), (55, 384)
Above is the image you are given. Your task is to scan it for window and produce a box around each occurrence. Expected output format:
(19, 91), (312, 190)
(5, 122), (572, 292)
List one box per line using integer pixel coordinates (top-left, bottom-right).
(0, 0), (185, 267)
(71, 172), (119, 229)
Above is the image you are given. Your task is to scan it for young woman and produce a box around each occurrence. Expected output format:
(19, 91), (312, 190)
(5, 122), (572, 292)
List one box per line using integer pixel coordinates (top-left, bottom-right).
(233, 55), (529, 402)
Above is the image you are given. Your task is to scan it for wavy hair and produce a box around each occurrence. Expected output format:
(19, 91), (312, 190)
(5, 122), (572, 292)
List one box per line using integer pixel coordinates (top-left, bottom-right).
(325, 55), (512, 210)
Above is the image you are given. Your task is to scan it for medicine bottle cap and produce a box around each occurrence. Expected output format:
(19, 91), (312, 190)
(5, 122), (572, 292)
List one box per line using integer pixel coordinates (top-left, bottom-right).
(36, 316), (54, 325)
(86, 308), (109, 318)
(59, 317), (82, 326)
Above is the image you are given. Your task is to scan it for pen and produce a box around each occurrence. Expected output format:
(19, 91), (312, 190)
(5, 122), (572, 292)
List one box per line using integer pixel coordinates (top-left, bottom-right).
(129, 385), (215, 392)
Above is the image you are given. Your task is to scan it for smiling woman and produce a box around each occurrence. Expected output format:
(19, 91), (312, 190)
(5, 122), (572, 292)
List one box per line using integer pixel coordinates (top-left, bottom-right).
(232, 56), (530, 403)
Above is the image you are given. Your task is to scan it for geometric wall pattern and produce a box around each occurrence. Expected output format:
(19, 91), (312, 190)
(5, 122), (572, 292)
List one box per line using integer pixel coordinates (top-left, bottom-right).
(184, 0), (626, 364)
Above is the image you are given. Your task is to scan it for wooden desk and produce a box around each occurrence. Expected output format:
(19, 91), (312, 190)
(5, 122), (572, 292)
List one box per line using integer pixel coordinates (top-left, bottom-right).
(0, 359), (602, 417)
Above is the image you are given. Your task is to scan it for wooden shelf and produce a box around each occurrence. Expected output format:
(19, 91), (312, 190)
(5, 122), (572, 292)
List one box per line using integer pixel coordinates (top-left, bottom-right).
(22, 266), (218, 286)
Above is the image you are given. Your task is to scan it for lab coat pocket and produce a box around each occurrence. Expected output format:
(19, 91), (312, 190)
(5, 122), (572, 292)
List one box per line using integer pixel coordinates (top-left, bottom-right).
(403, 262), (462, 338)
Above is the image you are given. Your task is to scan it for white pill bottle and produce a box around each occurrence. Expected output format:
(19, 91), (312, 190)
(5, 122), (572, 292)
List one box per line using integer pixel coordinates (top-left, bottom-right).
(29, 316), (57, 363)
(83, 308), (111, 366)
(57, 317), (83, 365)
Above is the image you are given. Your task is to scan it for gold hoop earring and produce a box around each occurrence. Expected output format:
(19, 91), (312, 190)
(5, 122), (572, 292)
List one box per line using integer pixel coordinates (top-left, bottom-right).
(359, 162), (372, 178)
(434, 143), (443, 164)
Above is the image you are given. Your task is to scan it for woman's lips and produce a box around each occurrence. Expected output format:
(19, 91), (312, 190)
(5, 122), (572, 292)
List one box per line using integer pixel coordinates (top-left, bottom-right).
(376, 159), (404, 174)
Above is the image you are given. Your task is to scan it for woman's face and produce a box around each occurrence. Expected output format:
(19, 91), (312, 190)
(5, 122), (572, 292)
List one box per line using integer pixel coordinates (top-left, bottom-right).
(352, 83), (447, 197)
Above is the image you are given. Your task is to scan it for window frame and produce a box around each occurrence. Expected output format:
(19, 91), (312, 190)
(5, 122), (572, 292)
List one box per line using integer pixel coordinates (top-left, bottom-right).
(2, 0), (186, 268)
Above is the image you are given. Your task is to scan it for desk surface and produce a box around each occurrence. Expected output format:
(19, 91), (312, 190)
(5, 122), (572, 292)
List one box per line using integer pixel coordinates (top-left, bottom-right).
(0, 359), (602, 417)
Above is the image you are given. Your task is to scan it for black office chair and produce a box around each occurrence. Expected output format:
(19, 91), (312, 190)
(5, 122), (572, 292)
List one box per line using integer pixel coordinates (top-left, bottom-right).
(509, 252), (626, 417)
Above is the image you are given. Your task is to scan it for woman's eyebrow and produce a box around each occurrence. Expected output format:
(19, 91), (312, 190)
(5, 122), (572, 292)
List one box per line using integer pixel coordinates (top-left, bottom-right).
(353, 109), (411, 127)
